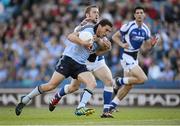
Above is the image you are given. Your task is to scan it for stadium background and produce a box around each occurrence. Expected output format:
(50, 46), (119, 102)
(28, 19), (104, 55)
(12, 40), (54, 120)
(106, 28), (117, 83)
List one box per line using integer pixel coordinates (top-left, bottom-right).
(0, 0), (180, 125)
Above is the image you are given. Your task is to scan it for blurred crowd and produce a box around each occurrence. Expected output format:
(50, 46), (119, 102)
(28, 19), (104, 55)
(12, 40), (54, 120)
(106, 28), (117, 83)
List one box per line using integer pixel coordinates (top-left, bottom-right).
(0, 0), (180, 85)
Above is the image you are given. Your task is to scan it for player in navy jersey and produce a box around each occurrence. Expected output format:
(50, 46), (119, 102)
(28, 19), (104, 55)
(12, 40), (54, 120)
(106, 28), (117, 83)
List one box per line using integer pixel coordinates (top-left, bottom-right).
(109, 6), (160, 112)
(15, 19), (113, 116)
(49, 5), (114, 118)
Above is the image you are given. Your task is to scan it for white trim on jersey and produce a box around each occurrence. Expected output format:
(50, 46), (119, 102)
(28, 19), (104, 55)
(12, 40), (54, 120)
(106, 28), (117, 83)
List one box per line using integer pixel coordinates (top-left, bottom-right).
(119, 20), (151, 52)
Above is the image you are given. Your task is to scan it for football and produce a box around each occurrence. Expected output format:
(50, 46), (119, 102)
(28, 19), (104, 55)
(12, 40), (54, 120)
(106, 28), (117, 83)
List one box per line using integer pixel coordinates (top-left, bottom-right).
(79, 31), (93, 43)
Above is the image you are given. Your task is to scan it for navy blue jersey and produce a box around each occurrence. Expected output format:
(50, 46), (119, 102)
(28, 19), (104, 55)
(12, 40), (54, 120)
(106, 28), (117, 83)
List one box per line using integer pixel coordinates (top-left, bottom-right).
(119, 20), (151, 52)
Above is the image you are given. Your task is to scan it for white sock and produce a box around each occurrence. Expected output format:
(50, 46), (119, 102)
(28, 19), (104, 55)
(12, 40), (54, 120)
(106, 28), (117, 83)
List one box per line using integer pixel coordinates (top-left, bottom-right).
(104, 86), (113, 92)
(111, 96), (121, 106)
(64, 85), (70, 94)
(117, 77), (129, 85)
(22, 86), (42, 104)
(123, 77), (129, 84)
(77, 89), (92, 109)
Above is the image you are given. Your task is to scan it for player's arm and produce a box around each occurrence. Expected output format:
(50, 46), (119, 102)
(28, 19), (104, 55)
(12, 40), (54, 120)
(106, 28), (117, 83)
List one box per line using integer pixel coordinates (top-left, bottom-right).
(96, 47), (110, 56)
(141, 34), (161, 51)
(95, 38), (112, 55)
(67, 32), (92, 48)
(93, 36), (111, 55)
(112, 31), (129, 49)
(74, 18), (92, 32)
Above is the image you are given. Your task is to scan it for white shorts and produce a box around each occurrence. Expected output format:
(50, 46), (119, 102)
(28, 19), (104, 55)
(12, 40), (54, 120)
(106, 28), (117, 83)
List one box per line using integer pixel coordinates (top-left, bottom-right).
(86, 59), (106, 72)
(120, 53), (138, 72)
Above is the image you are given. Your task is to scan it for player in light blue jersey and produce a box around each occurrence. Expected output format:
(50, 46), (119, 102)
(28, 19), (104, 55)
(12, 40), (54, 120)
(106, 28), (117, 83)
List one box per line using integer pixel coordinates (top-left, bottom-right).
(109, 6), (160, 112)
(49, 5), (114, 118)
(15, 19), (113, 116)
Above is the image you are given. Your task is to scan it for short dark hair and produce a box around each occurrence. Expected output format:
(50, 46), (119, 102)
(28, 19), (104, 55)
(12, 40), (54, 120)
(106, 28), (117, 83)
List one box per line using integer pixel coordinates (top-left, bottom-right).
(85, 5), (98, 14)
(94, 19), (113, 33)
(134, 6), (145, 14)
(97, 19), (113, 27)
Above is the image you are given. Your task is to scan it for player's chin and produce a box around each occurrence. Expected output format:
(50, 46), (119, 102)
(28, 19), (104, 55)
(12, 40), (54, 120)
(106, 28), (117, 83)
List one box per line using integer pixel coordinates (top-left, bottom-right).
(94, 19), (98, 23)
(99, 35), (105, 38)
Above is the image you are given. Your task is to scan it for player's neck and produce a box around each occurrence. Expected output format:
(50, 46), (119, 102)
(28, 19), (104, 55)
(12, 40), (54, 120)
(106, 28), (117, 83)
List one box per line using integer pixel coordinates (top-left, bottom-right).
(135, 20), (143, 27)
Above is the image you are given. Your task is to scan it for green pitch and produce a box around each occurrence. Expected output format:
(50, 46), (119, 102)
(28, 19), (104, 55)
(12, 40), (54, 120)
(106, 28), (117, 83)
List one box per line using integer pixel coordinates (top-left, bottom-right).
(0, 106), (180, 125)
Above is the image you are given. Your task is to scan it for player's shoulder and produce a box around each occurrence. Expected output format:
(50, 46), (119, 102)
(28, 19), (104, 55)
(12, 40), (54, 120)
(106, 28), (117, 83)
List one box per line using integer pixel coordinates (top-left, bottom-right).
(79, 23), (95, 35)
(79, 24), (94, 31)
(142, 23), (150, 30)
(121, 20), (136, 30)
(125, 20), (135, 26)
(142, 23), (151, 34)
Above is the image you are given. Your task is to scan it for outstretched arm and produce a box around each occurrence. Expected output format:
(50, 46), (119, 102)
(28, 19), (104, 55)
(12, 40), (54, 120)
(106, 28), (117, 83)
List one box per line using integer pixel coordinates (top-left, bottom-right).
(141, 34), (161, 51)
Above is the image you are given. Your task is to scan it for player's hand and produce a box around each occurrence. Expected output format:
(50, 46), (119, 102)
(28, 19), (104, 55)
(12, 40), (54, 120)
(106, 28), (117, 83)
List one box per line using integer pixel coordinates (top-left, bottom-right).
(122, 43), (129, 49)
(93, 35), (111, 50)
(93, 35), (100, 42)
(151, 34), (161, 47)
(101, 37), (111, 50)
(83, 39), (93, 50)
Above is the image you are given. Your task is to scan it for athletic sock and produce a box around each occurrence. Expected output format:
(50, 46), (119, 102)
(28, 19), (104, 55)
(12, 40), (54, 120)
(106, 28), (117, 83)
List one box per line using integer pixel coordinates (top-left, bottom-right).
(22, 86), (43, 104)
(116, 77), (129, 86)
(77, 88), (93, 109)
(110, 96), (121, 109)
(103, 86), (113, 112)
(55, 85), (69, 99)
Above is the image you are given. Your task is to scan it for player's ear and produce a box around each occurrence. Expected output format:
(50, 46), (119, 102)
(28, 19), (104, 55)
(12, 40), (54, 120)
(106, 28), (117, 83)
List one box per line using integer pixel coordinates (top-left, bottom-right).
(86, 13), (89, 18)
(144, 13), (146, 18)
(134, 13), (136, 19)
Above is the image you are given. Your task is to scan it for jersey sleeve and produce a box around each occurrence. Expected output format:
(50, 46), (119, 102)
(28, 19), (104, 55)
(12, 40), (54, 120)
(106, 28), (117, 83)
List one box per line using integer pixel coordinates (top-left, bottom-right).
(81, 27), (94, 35)
(119, 23), (130, 36)
(145, 28), (151, 41)
(143, 24), (151, 41)
(74, 25), (81, 32)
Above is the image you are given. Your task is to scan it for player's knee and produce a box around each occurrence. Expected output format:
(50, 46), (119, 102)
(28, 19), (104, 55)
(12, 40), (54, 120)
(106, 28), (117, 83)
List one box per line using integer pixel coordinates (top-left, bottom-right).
(91, 81), (97, 88)
(139, 75), (148, 84)
(125, 85), (133, 90)
(103, 77), (113, 87)
(88, 80), (97, 89)
(68, 85), (79, 93)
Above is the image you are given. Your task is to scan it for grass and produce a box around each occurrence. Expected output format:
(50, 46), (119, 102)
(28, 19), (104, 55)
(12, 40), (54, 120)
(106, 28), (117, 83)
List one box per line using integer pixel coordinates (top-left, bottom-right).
(0, 106), (180, 125)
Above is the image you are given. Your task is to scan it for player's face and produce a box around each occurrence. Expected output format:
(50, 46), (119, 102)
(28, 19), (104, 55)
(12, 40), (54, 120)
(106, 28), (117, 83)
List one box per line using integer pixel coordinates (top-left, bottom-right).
(97, 25), (112, 38)
(134, 9), (145, 23)
(87, 8), (99, 23)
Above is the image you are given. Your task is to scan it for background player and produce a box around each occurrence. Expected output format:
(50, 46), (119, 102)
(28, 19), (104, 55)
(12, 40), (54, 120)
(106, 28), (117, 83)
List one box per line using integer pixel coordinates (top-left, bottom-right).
(109, 6), (160, 111)
(49, 5), (114, 118)
(15, 19), (113, 116)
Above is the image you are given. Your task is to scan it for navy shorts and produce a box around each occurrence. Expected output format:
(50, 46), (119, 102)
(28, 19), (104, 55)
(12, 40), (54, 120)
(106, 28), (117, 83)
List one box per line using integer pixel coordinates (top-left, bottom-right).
(55, 55), (88, 79)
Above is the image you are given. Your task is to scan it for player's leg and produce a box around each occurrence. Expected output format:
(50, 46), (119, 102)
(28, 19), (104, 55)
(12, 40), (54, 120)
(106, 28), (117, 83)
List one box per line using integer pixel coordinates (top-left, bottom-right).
(15, 71), (65, 116)
(49, 79), (81, 111)
(75, 71), (96, 116)
(93, 64), (114, 118)
(109, 71), (132, 111)
(115, 65), (148, 86)
(115, 53), (147, 86)
(114, 66), (147, 100)
(109, 65), (147, 112)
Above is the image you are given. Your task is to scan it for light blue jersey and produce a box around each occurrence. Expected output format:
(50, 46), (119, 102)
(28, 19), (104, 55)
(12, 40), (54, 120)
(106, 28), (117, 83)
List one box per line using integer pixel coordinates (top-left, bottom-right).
(120, 20), (151, 52)
(74, 22), (105, 62)
(63, 25), (99, 64)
